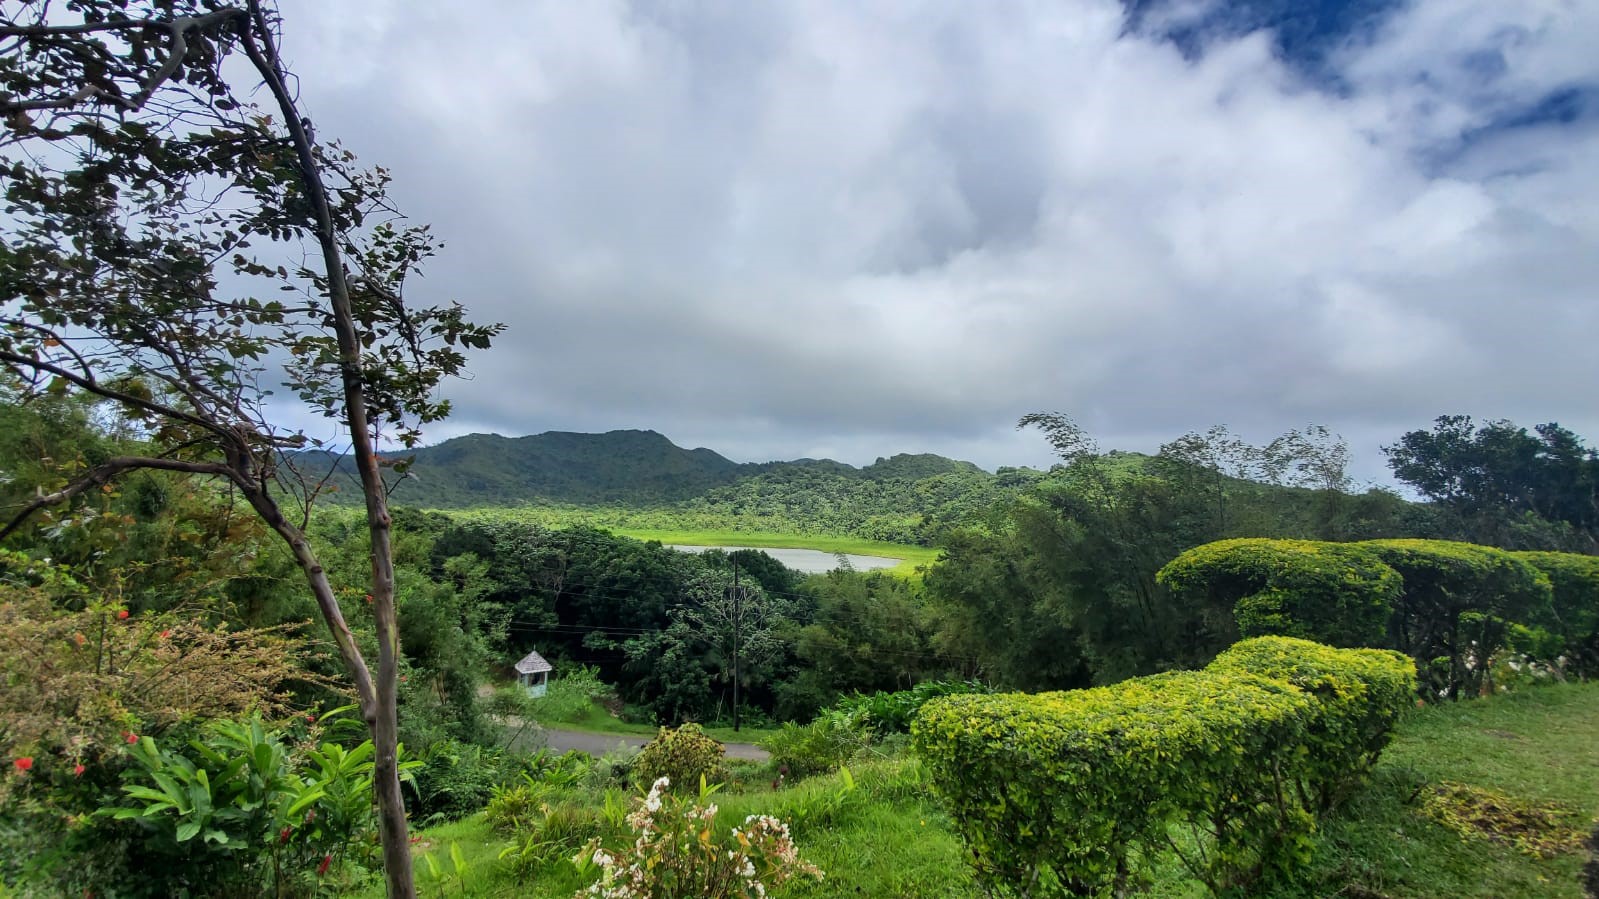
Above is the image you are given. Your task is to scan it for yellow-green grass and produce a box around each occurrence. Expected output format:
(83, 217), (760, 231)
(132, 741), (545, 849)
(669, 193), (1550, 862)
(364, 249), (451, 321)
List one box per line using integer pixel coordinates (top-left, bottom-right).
(608, 528), (940, 577)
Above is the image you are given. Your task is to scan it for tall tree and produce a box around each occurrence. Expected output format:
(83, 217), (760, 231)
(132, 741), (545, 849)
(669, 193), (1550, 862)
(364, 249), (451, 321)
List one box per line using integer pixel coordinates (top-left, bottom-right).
(0, 3), (499, 894)
(1384, 416), (1599, 551)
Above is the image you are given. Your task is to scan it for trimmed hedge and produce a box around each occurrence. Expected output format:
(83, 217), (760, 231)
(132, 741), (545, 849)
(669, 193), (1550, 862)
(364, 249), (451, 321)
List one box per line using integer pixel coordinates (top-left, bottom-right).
(1358, 540), (1552, 697)
(1511, 551), (1599, 676)
(1158, 538), (1399, 647)
(913, 638), (1417, 897)
(1208, 636), (1415, 809)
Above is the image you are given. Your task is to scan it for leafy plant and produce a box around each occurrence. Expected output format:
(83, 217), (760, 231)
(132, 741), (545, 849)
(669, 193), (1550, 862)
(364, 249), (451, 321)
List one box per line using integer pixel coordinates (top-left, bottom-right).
(103, 712), (415, 896)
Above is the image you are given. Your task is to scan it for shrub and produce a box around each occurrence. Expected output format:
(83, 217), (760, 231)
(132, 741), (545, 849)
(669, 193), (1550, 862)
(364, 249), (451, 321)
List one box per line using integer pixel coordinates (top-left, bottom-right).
(573, 776), (822, 899)
(632, 723), (725, 792)
(100, 713), (406, 897)
(759, 717), (864, 780)
(407, 739), (515, 824)
(1511, 550), (1599, 676)
(836, 680), (994, 734)
(498, 799), (604, 875)
(1207, 636), (1416, 809)
(914, 669), (1314, 897)
(531, 665), (615, 725)
(1360, 539), (1553, 698)
(1157, 538), (1400, 647)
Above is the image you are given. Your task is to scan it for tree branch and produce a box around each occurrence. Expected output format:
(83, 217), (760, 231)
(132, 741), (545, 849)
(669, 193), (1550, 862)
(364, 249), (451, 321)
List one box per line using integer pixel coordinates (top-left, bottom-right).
(0, 455), (235, 542)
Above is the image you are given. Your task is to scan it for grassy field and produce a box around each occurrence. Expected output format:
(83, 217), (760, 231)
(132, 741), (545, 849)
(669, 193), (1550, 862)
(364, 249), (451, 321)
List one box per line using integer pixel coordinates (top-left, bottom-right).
(360, 682), (1599, 899)
(608, 528), (942, 577)
(528, 698), (783, 746)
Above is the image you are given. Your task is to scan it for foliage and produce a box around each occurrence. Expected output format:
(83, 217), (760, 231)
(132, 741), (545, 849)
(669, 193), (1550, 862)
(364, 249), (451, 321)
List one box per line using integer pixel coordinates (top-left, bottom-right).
(533, 667), (618, 726)
(1207, 636), (1417, 810)
(407, 741), (516, 825)
(101, 713), (409, 896)
(1157, 538), (1401, 647)
(0, 559), (328, 769)
(498, 799), (605, 877)
(1384, 416), (1598, 551)
(1419, 782), (1588, 859)
(759, 718), (866, 780)
(0, 2), (503, 892)
(835, 680), (993, 735)
(913, 668), (1317, 896)
(1510, 551), (1599, 677)
(572, 775), (823, 899)
(1358, 540), (1553, 698)
(632, 724), (726, 793)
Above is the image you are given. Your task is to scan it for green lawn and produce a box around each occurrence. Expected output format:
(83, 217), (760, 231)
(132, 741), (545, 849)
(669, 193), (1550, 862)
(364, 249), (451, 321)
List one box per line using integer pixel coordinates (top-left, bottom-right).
(365, 682), (1599, 899)
(608, 528), (941, 577)
(530, 699), (783, 746)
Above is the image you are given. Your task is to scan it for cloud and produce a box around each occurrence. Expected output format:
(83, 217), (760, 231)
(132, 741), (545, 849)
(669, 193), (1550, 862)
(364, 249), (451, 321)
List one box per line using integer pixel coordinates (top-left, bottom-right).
(271, 0), (1599, 480)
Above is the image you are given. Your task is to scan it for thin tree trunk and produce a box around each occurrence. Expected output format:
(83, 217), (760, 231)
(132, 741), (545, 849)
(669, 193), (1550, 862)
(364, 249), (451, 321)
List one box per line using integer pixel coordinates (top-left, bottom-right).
(240, 6), (414, 894)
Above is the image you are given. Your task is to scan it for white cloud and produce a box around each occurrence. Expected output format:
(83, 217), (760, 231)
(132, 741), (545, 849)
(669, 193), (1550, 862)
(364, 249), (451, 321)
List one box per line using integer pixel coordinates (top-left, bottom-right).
(271, 0), (1599, 476)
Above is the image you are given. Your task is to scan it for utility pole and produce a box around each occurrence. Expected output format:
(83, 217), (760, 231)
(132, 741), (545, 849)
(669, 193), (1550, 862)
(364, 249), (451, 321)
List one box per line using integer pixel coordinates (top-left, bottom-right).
(732, 559), (742, 732)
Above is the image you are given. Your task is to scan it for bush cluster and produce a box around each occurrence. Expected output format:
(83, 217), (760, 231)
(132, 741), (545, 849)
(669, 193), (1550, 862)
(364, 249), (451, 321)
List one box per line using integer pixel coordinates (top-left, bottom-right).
(912, 637), (1415, 897)
(632, 723), (725, 791)
(1159, 538), (1598, 698)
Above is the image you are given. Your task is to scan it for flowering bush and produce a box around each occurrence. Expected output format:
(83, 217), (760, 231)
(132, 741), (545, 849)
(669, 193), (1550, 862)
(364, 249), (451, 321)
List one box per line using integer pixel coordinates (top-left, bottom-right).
(573, 776), (822, 899)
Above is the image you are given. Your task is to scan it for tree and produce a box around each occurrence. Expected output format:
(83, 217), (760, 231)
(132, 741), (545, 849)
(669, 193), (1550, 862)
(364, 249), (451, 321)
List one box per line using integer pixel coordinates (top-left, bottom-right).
(1384, 416), (1599, 551)
(0, 3), (500, 894)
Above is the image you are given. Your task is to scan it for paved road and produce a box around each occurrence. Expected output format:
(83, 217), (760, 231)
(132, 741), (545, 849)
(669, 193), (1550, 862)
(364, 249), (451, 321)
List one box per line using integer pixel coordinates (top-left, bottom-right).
(544, 728), (771, 762)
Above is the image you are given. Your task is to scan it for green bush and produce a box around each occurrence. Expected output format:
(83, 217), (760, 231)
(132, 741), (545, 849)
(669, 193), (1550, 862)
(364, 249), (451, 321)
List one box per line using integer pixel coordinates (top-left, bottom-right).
(98, 713), (409, 897)
(836, 680), (994, 734)
(529, 665), (614, 725)
(407, 739), (515, 824)
(1157, 538), (1400, 647)
(914, 669), (1315, 897)
(759, 717), (864, 780)
(632, 723), (725, 792)
(1511, 551), (1599, 676)
(1207, 636), (1416, 809)
(1360, 539), (1553, 698)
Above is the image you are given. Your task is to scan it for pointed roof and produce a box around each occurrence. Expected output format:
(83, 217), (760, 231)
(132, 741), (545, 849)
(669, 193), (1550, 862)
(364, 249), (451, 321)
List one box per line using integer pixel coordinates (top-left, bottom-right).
(514, 650), (553, 675)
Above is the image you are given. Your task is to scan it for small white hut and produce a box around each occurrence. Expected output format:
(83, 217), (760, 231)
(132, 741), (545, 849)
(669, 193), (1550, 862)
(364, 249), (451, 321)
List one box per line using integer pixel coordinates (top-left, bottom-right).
(515, 650), (553, 697)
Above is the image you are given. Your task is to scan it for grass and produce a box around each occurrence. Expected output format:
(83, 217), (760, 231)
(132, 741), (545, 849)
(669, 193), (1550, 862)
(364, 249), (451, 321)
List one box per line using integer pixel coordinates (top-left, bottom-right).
(529, 698), (783, 746)
(359, 682), (1599, 899)
(607, 528), (942, 577)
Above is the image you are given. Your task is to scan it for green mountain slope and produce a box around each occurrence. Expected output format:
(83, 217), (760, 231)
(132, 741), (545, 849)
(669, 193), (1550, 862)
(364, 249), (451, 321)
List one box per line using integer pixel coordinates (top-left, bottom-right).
(306, 430), (1001, 510)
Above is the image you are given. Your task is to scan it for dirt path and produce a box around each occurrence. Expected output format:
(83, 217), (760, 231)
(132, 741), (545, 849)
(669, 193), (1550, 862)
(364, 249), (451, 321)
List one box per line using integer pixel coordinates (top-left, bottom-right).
(544, 727), (771, 762)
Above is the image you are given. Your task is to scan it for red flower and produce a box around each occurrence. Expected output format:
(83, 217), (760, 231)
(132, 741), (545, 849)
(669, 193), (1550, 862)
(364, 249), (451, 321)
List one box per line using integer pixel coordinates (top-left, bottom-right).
(12, 757), (32, 773)
(305, 714), (316, 724)
(363, 594), (374, 604)
(116, 610), (129, 620)
(316, 854), (332, 876)
(124, 732), (139, 744)
(159, 630), (171, 639)
(74, 763), (86, 777)
(279, 826), (292, 844)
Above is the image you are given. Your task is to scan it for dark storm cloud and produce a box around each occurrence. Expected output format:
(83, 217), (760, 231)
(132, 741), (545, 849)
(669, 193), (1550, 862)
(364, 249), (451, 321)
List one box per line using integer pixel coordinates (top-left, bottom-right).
(269, 0), (1599, 478)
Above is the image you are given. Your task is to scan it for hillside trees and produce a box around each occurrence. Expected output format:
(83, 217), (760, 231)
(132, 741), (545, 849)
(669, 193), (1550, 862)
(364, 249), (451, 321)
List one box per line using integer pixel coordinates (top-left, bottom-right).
(0, 2), (499, 893)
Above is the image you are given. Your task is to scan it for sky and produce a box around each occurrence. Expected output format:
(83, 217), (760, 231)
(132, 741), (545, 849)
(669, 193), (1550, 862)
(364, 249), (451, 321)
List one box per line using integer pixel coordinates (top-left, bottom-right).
(271, 0), (1599, 483)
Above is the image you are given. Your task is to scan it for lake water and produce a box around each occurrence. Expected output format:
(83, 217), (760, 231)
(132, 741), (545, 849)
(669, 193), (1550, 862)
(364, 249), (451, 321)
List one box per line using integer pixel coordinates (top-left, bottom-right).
(666, 545), (902, 574)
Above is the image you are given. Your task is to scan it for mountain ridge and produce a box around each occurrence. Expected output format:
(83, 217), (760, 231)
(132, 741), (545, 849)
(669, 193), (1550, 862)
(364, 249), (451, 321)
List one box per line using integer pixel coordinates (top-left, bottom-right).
(307, 428), (996, 508)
